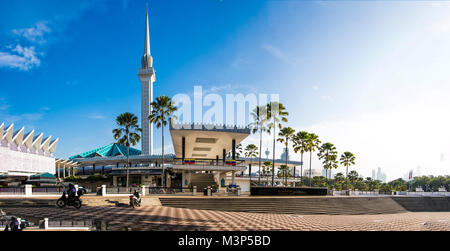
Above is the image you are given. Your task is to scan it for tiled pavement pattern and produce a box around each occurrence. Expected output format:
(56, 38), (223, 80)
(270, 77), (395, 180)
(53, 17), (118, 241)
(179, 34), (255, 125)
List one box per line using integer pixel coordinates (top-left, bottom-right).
(3, 206), (450, 231)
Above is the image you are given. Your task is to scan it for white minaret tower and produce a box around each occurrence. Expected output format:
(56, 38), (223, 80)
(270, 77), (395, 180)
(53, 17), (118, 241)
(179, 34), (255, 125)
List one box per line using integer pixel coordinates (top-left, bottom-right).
(138, 9), (155, 155)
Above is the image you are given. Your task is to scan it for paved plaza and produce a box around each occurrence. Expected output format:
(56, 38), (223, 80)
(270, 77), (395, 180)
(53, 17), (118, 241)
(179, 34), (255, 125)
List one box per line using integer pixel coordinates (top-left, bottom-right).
(3, 205), (450, 231)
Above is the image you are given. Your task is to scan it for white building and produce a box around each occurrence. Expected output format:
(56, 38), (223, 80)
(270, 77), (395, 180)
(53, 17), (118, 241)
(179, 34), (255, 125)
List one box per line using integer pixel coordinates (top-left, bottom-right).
(304, 169), (321, 178)
(0, 123), (58, 177)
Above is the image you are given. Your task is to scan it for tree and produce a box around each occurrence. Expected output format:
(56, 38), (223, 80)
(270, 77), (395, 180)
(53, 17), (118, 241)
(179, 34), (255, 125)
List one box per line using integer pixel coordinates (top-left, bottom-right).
(312, 176), (327, 187)
(277, 126), (295, 185)
(148, 96), (178, 187)
(227, 143), (243, 159)
(340, 151), (356, 186)
(249, 105), (269, 184)
(347, 170), (359, 185)
(317, 142), (338, 183)
(334, 172), (346, 190)
(244, 144), (258, 180)
(277, 165), (292, 186)
(267, 102), (289, 186)
(306, 133), (321, 187)
(113, 112), (142, 187)
(293, 131), (309, 186)
(262, 160), (273, 185)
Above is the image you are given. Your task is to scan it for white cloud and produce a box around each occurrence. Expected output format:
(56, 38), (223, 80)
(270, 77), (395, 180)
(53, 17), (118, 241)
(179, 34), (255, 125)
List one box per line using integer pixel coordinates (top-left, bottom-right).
(12, 21), (51, 44)
(319, 95), (331, 100)
(312, 85), (319, 91)
(261, 44), (285, 61)
(0, 98), (45, 123)
(87, 114), (105, 120)
(0, 21), (51, 71)
(0, 45), (40, 71)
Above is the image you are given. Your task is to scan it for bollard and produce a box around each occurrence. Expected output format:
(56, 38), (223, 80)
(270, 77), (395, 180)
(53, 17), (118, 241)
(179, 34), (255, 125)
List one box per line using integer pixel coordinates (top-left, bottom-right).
(141, 185), (146, 196)
(237, 187), (241, 196)
(44, 218), (49, 230)
(207, 186), (211, 196)
(24, 184), (32, 197)
(193, 186), (197, 196)
(101, 185), (107, 196)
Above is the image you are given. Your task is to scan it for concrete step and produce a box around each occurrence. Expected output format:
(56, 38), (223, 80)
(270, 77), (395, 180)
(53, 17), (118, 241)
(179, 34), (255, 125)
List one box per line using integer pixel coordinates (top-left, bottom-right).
(159, 197), (410, 215)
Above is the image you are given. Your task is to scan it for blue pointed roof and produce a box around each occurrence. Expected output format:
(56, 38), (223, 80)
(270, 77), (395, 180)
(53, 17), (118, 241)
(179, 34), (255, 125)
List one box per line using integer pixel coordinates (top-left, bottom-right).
(69, 143), (141, 159)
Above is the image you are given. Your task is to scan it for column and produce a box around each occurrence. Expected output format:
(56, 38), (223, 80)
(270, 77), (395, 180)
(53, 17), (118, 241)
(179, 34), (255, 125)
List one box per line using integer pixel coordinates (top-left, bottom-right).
(232, 171), (236, 185)
(232, 139), (236, 160)
(222, 149), (226, 164)
(63, 165), (66, 178)
(57, 164), (60, 179)
(182, 137), (186, 162)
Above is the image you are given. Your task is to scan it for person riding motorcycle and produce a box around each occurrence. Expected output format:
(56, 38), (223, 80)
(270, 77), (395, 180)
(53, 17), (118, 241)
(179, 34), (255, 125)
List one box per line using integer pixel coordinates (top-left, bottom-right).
(9, 217), (21, 231)
(129, 190), (142, 208)
(67, 183), (77, 201)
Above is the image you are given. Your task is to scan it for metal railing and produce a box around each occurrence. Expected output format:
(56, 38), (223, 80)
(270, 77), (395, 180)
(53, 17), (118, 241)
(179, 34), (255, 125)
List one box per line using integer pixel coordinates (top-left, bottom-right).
(31, 187), (65, 194)
(46, 220), (93, 228)
(106, 187), (136, 194)
(105, 186), (194, 195)
(0, 187), (25, 195)
(145, 187), (193, 194)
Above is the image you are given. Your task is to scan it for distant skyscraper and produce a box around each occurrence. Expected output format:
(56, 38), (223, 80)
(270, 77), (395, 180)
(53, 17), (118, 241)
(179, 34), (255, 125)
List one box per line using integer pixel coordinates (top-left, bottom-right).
(375, 167), (386, 182)
(138, 9), (155, 155)
(280, 147), (289, 162)
(372, 169), (376, 180)
(322, 168), (333, 178)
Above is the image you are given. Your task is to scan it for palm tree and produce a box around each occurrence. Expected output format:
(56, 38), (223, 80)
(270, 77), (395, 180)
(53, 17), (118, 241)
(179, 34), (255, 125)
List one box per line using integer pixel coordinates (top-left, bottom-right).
(277, 127), (295, 186)
(148, 96), (178, 187)
(317, 142), (338, 184)
(267, 102), (289, 186)
(340, 151), (356, 186)
(262, 160), (273, 185)
(249, 105), (269, 184)
(278, 165), (292, 186)
(113, 112), (142, 187)
(244, 144), (258, 181)
(306, 133), (321, 187)
(293, 131), (309, 186)
(227, 143), (243, 159)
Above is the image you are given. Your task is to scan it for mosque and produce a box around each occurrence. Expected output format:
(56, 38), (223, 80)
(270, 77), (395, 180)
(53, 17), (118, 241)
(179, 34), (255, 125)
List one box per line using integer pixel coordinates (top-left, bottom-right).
(67, 9), (302, 192)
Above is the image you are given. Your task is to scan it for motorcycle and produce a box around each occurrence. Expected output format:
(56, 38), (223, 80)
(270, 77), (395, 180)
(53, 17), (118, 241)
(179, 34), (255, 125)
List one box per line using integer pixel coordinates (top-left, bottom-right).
(129, 191), (142, 208)
(56, 190), (82, 209)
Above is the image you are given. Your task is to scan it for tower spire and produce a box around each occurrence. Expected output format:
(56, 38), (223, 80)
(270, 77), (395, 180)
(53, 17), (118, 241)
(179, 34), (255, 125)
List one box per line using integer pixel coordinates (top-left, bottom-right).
(141, 7), (153, 69)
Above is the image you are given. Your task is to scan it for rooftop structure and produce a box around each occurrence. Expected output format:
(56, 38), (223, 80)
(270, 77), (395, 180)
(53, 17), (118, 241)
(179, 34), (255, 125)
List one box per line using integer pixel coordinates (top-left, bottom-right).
(0, 123), (59, 177)
(170, 121), (250, 160)
(69, 143), (141, 159)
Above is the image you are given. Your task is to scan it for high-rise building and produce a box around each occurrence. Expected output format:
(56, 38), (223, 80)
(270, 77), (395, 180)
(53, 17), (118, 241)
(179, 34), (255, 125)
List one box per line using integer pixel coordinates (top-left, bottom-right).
(138, 9), (155, 155)
(280, 147), (289, 162)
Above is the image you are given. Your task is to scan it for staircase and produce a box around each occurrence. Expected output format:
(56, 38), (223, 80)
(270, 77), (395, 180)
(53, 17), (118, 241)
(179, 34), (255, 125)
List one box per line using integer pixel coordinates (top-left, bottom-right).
(392, 197), (450, 212)
(190, 173), (217, 192)
(159, 197), (409, 215)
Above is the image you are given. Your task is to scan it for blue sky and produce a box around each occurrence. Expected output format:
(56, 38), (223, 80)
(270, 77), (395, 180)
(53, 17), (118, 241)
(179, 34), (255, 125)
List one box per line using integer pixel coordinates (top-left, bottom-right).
(1, 0), (450, 180)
